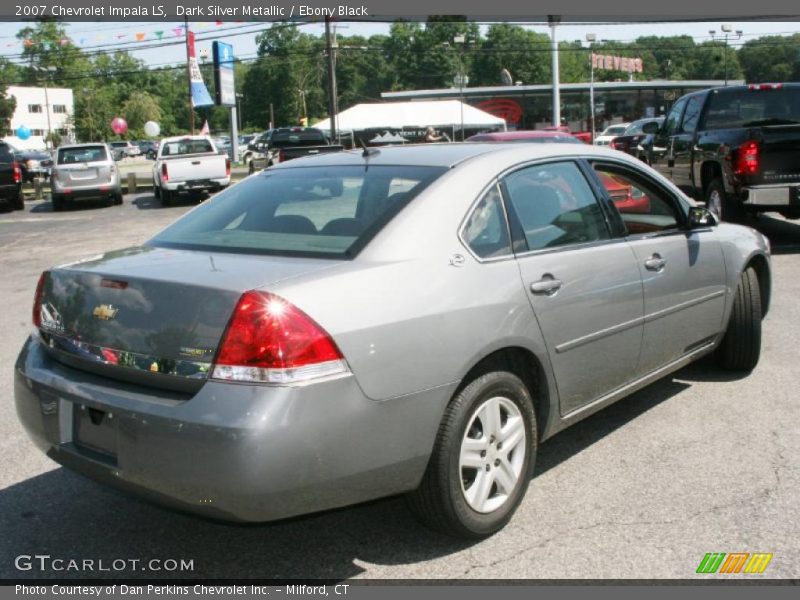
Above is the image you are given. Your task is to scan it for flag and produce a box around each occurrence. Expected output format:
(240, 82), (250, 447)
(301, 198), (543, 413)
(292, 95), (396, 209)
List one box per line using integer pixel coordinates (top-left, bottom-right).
(135, 32), (146, 42)
(200, 120), (210, 135)
(155, 31), (163, 40)
(187, 32), (214, 108)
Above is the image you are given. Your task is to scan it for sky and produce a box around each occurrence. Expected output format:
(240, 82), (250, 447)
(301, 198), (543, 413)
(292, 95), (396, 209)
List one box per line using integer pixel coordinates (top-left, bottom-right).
(0, 20), (798, 70)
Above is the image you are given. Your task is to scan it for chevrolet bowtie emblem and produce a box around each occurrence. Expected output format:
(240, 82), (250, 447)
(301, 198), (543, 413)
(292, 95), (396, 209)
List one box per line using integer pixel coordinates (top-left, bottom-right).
(92, 304), (119, 321)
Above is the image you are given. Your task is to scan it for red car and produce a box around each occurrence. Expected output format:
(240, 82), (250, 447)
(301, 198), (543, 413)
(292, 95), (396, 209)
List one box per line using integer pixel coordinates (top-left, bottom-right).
(466, 130), (581, 144)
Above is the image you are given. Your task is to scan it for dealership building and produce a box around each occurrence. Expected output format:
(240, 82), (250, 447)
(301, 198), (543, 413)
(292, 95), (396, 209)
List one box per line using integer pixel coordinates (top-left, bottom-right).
(382, 80), (740, 133)
(4, 86), (75, 150)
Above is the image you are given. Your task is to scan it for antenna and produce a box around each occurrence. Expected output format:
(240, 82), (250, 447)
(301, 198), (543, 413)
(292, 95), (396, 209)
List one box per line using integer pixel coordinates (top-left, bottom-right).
(360, 139), (380, 158)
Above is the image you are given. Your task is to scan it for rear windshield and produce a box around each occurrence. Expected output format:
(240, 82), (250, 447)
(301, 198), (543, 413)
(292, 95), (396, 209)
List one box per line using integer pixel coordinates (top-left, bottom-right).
(704, 87), (800, 129)
(148, 165), (447, 258)
(58, 146), (108, 164)
(270, 131), (327, 148)
(161, 139), (214, 156)
(603, 125), (628, 136)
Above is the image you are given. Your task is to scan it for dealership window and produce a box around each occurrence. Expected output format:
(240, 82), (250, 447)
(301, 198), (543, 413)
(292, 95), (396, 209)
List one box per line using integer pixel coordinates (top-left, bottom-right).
(31, 129), (45, 136)
(28, 104), (42, 113)
(58, 128), (69, 136)
(52, 104), (67, 114)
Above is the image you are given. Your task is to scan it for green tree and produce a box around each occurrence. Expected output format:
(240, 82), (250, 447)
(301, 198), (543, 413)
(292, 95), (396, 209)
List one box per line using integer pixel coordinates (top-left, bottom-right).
(121, 91), (162, 139)
(0, 58), (18, 130)
(738, 34), (800, 82)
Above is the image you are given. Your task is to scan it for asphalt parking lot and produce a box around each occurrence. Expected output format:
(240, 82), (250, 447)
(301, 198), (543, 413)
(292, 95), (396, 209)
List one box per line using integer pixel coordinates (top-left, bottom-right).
(1, 193), (798, 580)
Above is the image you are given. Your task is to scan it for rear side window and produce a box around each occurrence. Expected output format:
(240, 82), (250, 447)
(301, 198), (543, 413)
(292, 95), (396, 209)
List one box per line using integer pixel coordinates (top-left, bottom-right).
(161, 139), (214, 156)
(462, 185), (512, 259)
(0, 144), (13, 162)
(503, 161), (610, 252)
(704, 87), (800, 129)
(149, 165), (447, 258)
(58, 146), (108, 164)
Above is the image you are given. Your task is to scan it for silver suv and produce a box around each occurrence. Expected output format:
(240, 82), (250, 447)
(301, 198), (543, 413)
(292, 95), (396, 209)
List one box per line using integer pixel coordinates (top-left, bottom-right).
(51, 143), (122, 211)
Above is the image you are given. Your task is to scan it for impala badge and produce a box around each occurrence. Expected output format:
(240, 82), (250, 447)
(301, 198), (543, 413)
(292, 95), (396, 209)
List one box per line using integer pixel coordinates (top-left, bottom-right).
(92, 304), (118, 321)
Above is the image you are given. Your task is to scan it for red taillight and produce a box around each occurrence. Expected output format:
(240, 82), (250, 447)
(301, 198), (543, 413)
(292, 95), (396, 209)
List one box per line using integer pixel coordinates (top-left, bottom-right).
(611, 139), (622, 150)
(32, 271), (47, 328)
(161, 163), (169, 182)
(212, 291), (347, 384)
(735, 140), (760, 176)
(225, 157), (231, 176)
(12, 162), (21, 184)
(748, 83), (783, 91)
(278, 149), (286, 163)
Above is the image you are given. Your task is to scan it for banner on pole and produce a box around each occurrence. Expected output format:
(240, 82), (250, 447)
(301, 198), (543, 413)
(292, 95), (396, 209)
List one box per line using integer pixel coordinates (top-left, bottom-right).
(187, 31), (214, 108)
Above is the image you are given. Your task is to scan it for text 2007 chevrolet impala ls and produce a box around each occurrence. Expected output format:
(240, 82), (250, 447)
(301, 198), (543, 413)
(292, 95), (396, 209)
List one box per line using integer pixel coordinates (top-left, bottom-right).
(15, 143), (770, 538)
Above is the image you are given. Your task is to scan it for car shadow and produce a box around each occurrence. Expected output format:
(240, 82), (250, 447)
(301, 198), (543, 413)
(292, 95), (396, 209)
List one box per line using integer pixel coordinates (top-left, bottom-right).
(29, 202), (53, 213)
(0, 362), (722, 581)
(749, 213), (800, 254)
(132, 194), (164, 210)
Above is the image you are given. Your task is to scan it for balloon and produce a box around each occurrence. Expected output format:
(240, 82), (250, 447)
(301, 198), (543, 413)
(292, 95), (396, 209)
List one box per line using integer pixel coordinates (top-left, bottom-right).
(16, 125), (31, 140)
(110, 117), (128, 135)
(144, 121), (161, 137)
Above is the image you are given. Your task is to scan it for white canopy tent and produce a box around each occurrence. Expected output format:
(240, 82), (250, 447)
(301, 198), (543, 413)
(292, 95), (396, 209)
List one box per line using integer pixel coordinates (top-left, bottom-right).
(313, 100), (506, 136)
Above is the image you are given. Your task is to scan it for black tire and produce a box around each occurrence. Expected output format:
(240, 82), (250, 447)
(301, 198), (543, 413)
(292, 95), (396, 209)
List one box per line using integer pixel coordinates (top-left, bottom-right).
(114, 193), (123, 206)
(13, 189), (24, 211)
(716, 267), (762, 371)
(706, 178), (744, 223)
(51, 194), (64, 212)
(160, 187), (172, 207)
(406, 370), (537, 539)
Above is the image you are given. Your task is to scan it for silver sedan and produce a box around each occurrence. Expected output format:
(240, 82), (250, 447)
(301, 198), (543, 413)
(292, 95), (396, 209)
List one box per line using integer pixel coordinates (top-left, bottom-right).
(15, 143), (770, 538)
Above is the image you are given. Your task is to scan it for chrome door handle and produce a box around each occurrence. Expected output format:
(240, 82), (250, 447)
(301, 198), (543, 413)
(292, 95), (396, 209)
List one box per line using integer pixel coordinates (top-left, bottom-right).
(644, 254), (667, 271)
(530, 275), (562, 295)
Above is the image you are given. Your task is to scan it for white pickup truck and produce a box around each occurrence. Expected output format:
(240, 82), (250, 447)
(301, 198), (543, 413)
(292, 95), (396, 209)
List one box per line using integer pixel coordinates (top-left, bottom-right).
(152, 136), (231, 206)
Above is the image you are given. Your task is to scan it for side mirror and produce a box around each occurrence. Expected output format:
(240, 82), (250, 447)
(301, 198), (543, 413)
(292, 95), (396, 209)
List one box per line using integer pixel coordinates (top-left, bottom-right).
(688, 206), (718, 228)
(642, 121), (660, 135)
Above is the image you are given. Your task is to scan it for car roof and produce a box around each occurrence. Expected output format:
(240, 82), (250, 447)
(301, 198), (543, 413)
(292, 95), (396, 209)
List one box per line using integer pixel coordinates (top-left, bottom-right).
(57, 143), (109, 149)
(270, 141), (639, 170)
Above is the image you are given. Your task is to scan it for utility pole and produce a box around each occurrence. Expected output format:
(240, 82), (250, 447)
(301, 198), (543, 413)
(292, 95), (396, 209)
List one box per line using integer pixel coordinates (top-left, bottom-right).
(184, 16), (195, 134)
(548, 15), (561, 127)
(586, 33), (596, 143)
(325, 16), (338, 142)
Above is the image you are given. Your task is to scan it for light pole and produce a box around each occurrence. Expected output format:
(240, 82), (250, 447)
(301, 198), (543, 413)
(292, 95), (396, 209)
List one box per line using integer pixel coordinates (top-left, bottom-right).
(235, 93), (243, 131)
(31, 65), (56, 149)
(453, 34), (470, 141)
(586, 33), (597, 143)
(710, 24), (743, 86)
(548, 15), (561, 127)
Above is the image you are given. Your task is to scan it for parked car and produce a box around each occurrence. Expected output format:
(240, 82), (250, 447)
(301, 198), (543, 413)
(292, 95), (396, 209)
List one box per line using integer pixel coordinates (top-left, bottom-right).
(641, 83), (800, 221)
(13, 148), (53, 182)
(109, 141), (142, 161)
(152, 135), (230, 206)
(610, 117), (665, 161)
(247, 127), (343, 173)
(0, 141), (24, 211)
(136, 140), (159, 160)
(16, 143), (770, 539)
(466, 130), (581, 143)
(50, 143), (122, 211)
(594, 123), (629, 146)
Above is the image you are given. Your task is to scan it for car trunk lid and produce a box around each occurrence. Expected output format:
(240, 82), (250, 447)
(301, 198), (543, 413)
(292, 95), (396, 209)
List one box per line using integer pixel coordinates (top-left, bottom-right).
(37, 246), (340, 393)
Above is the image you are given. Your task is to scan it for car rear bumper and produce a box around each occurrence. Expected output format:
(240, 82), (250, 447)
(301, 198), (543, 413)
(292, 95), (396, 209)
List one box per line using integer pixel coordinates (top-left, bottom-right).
(742, 184), (800, 208)
(163, 178), (230, 193)
(52, 181), (121, 201)
(14, 336), (451, 522)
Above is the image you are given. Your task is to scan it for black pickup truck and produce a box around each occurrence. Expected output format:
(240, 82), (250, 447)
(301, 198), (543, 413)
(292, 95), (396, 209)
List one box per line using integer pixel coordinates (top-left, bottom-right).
(247, 127), (343, 173)
(640, 83), (800, 221)
(0, 142), (24, 211)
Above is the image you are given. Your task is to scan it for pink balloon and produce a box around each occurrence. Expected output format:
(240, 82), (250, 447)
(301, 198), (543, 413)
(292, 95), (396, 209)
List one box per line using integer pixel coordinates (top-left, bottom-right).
(110, 117), (128, 135)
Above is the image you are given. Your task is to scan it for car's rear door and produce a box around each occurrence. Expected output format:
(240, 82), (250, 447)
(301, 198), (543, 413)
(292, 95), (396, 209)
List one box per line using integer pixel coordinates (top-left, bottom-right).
(589, 160), (727, 376)
(502, 160), (644, 415)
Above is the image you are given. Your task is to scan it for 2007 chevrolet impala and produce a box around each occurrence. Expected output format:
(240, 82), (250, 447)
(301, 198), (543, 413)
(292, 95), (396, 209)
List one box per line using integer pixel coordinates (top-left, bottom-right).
(15, 143), (770, 538)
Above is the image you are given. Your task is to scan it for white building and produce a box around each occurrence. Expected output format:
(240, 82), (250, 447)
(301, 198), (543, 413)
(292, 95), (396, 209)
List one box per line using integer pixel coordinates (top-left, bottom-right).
(4, 85), (75, 150)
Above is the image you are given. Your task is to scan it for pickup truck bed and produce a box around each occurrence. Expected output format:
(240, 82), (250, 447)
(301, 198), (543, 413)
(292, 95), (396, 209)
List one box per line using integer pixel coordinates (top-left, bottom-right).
(153, 137), (231, 206)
